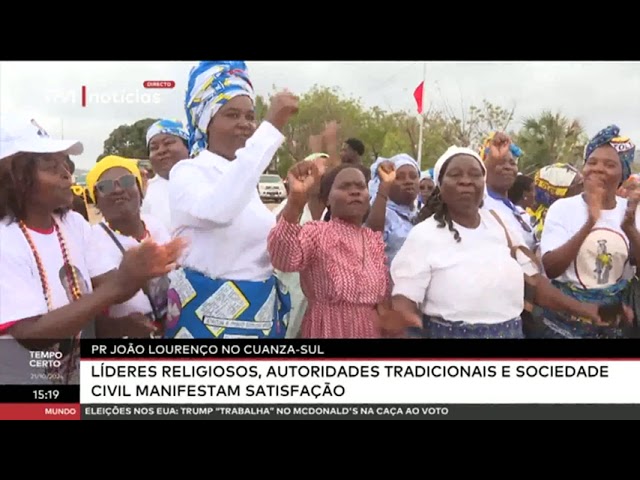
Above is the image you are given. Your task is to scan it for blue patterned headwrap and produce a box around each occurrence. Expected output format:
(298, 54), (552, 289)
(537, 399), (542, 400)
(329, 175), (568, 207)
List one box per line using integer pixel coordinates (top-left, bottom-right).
(584, 124), (636, 184)
(146, 119), (189, 147)
(184, 61), (255, 157)
(368, 153), (420, 203)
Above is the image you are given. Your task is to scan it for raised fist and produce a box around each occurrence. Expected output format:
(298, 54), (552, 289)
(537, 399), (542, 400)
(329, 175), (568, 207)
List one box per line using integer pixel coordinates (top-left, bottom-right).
(265, 91), (299, 132)
(378, 161), (396, 184)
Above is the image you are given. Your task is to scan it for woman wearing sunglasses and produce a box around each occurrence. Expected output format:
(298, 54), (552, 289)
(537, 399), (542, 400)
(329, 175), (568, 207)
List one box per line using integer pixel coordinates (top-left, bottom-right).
(86, 155), (173, 339)
(0, 117), (184, 385)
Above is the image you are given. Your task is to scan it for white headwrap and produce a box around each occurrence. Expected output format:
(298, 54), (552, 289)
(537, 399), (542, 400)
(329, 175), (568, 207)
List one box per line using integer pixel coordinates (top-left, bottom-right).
(368, 153), (420, 202)
(433, 146), (486, 187)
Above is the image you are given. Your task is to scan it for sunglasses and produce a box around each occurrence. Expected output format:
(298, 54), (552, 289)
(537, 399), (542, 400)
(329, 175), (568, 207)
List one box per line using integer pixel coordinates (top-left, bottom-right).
(95, 174), (137, 196)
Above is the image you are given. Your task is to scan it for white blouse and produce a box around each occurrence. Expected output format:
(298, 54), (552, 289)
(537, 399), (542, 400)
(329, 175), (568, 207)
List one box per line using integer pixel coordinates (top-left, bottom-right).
(169, 121), (285, 282)
(391, 209), (537, 324)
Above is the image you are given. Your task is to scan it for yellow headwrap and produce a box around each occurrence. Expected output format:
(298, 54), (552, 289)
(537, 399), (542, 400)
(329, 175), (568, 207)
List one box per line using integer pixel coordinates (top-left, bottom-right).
(85, 155), (143, 203)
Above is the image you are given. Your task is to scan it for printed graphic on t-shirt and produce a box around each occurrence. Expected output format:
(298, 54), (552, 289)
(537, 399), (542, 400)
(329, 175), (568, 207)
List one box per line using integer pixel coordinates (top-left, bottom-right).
(147, 275), (170, 319)
(575, 228), (629, 289)
(48, 264), (90, 383)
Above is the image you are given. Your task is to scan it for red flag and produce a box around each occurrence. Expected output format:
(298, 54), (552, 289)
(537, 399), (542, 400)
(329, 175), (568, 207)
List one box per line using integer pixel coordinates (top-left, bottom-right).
(413, 81), (424, 114)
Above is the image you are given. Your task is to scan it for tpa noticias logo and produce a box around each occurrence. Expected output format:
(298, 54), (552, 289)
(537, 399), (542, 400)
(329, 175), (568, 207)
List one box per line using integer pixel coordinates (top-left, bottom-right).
(45, 81), (175, 107)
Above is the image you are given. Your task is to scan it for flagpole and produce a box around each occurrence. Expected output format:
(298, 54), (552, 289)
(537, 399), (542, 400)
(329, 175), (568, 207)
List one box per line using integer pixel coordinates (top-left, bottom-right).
(416, 62), (427, 168)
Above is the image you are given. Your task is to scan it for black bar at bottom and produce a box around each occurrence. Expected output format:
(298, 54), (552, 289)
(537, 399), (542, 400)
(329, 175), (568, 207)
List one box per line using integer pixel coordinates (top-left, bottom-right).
(0, 385), (79, 403)
(82, 403), (638, 420)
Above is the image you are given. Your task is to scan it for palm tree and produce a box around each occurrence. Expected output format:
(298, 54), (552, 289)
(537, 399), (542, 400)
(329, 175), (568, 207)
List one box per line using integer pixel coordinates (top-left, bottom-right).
(514, 111), (588, 175)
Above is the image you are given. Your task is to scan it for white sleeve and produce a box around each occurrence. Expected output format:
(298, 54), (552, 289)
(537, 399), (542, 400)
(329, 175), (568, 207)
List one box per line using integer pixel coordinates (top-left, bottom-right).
(539, 201), (572, 256)
(0, 245), (48, 327)
(169, 121), (285, 227)
(144, 214), (172, 245)
(390, 224), (432, 304)
(78, 216), (119, 278)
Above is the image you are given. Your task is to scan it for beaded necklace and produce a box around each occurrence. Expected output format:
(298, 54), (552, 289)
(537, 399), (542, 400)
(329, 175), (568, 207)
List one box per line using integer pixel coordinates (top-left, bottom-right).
(18, 218), (83, 384)
(104, 220), (149, 242)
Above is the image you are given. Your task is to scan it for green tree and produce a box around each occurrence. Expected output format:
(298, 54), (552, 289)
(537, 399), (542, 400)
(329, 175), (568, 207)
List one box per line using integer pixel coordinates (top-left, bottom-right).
(514, 111), (588, 175)
(102, 118), (158, 159)
(441, 100), (516, 149)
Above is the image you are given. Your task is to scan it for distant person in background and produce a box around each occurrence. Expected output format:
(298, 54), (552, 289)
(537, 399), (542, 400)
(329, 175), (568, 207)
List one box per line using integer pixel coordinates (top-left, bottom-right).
(418, 169), (435, 209)
(340, 138), (365, 165)
(530, 163), (583, 244)
(142, 119), (189, 231)
(508, 174), (536, 235)
(167, 61), (295, 340)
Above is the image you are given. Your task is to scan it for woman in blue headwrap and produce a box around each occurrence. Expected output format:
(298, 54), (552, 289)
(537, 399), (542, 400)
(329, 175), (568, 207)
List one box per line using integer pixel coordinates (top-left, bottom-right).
(418, 169), (435, 209)
(366, 154), (421, 265)
(539, 125), (637, 338)
(142, 119), (189, 231)
(165, 61), (298, 340)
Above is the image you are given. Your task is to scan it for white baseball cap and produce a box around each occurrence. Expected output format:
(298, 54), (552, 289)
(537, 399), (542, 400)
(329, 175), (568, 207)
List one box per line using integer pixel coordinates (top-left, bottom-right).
(0, 116), (83, 161)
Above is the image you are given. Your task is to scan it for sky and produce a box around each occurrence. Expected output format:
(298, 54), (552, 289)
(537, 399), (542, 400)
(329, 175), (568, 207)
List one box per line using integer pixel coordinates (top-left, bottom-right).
(1, 61), (638, 170)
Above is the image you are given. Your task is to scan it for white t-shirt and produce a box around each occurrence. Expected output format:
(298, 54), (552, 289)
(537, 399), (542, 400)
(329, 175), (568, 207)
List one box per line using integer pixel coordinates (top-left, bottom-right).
(391, 209), (537, 324)
(141, 176), (171, 232)
(0, 211), (116, 384)
(483, 193), (537, 251)
(540, 194), (633, 289)
(91, 214), (171, 320)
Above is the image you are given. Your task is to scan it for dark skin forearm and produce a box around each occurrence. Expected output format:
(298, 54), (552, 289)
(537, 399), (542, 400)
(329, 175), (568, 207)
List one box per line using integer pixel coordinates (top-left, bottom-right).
(366, 183), (391, 233)
(8, 282), (123, 350)
(533, 275), (598, 319)
(542, 219), (595, 279)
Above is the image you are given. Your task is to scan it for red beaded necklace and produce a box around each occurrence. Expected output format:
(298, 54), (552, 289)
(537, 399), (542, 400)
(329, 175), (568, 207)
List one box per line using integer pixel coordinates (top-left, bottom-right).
(18, 218), (83, 384)
(104, 220), (149, 242)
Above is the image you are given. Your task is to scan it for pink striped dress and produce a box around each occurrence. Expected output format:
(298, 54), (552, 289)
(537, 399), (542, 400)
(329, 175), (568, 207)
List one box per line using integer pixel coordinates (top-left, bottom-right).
(268, 217), (389, 338)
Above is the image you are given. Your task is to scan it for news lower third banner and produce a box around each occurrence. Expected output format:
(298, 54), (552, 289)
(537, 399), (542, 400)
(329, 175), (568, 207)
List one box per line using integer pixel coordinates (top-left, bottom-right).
(6, 339), (640, 420)
(74, 339), (640, 419)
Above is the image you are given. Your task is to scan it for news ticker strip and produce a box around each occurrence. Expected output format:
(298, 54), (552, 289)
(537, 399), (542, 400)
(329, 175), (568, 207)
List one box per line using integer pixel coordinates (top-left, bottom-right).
(80, 338), (640, 359)
(78, 404), (640, 420)
(4, 402), (640, 420)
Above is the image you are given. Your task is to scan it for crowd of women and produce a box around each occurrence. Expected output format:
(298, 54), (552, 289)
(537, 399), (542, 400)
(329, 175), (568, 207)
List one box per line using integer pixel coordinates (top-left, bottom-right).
(1, 60), (639, 385)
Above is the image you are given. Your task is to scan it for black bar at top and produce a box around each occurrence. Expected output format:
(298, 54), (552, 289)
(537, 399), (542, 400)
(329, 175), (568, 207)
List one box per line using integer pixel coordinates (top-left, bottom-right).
(80, 339), (640, 359)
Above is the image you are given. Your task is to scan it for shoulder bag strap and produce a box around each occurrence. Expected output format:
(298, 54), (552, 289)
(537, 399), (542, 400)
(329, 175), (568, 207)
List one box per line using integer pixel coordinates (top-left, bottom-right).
(99, 222), (160, 321)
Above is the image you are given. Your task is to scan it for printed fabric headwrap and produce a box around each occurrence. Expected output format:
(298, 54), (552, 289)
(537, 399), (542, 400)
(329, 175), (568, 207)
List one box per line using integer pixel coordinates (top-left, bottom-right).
(530, 163), (580, 242)
(433, 146), (486, 187)
(584, 124), (636, 184)
(146, 119), (189, 147)
(184, 61), (255, 157)
(368, 153), (420, 201)
(479, 131), (523, 162)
